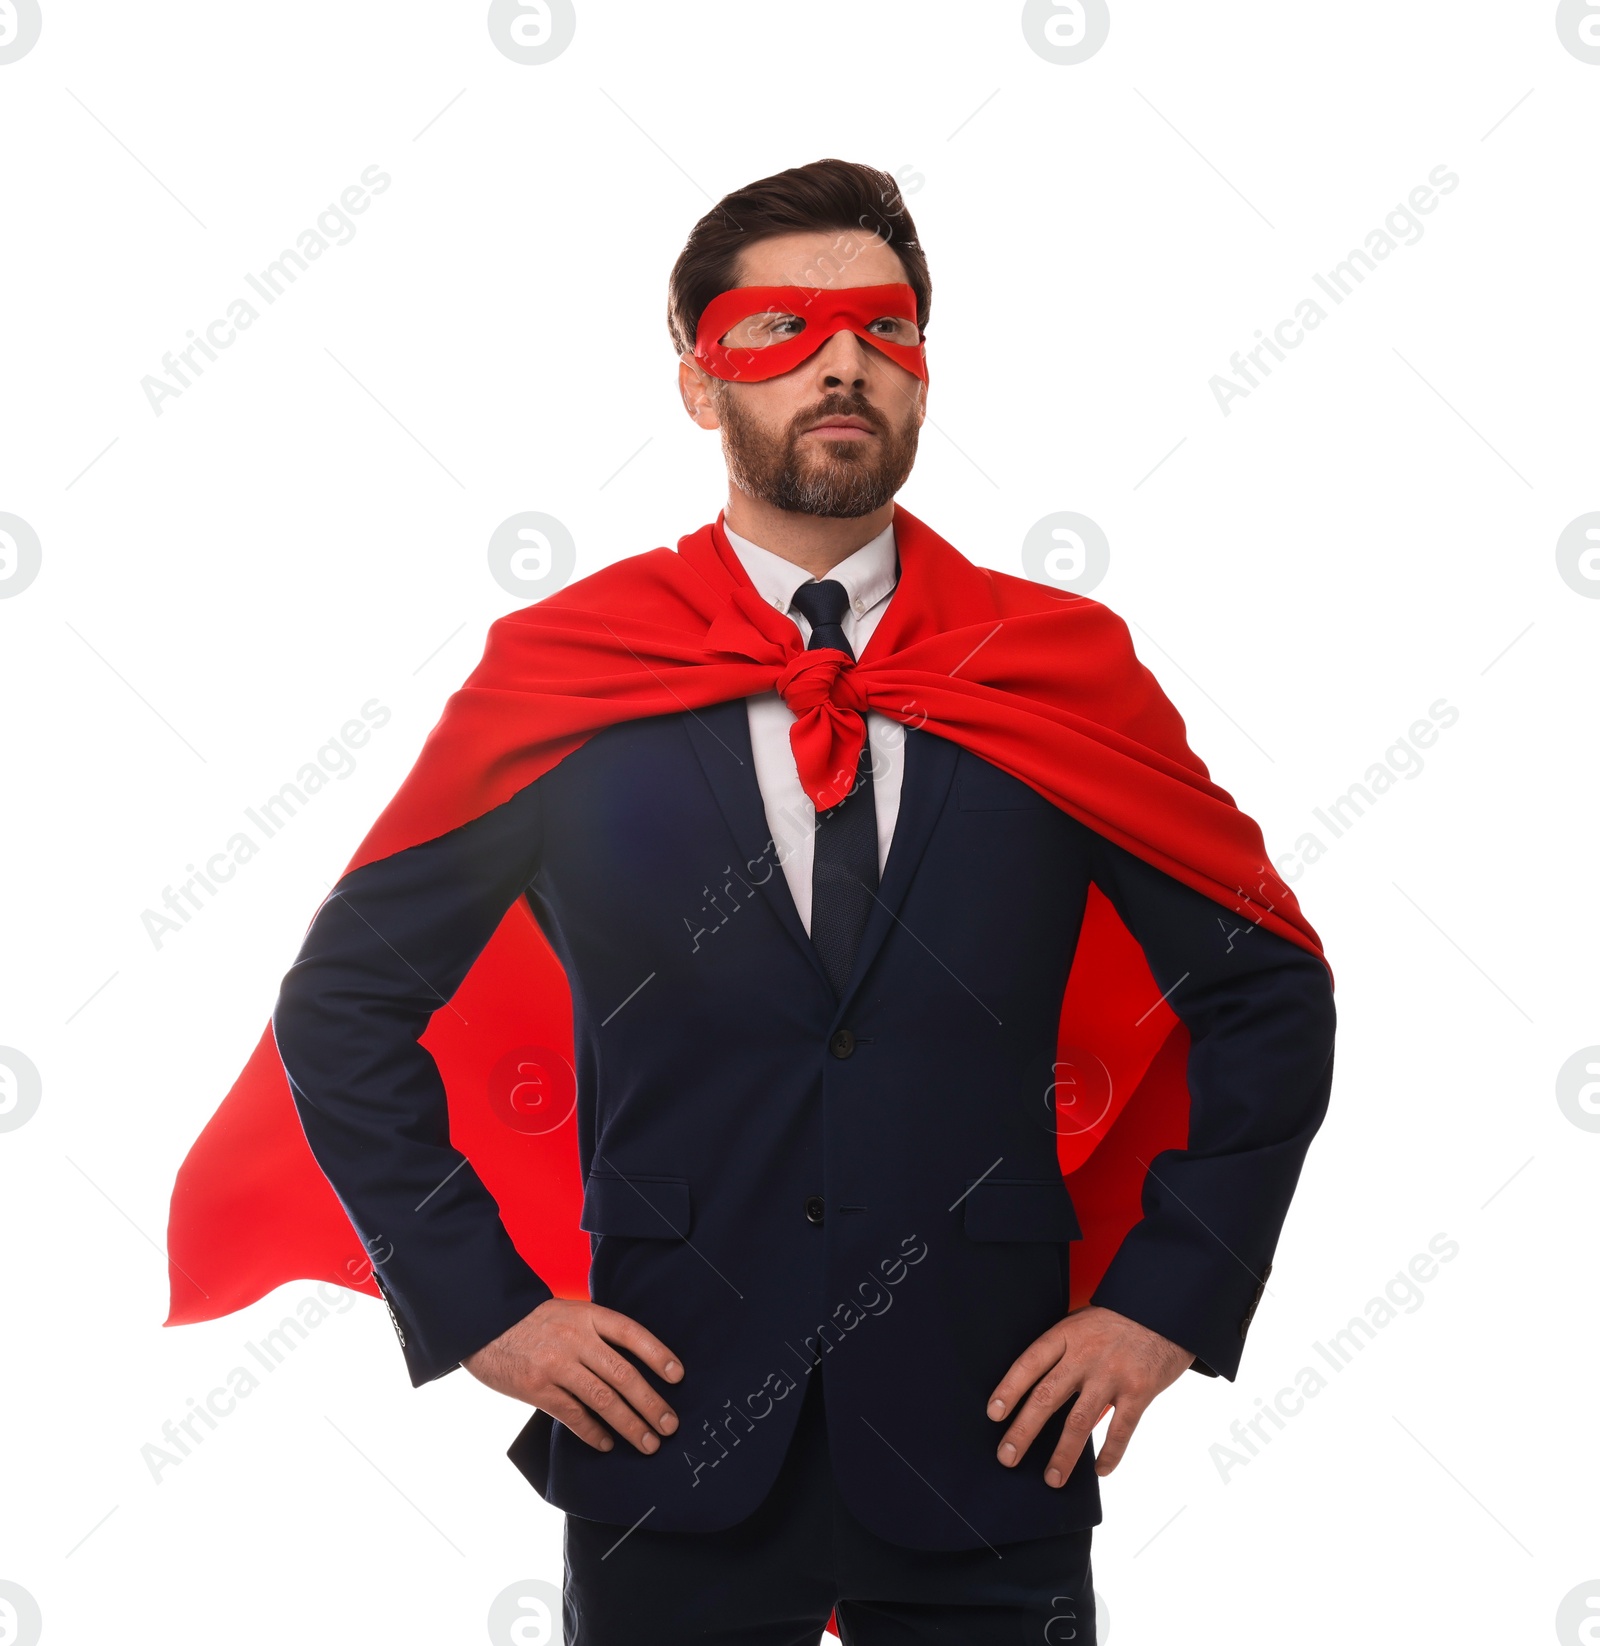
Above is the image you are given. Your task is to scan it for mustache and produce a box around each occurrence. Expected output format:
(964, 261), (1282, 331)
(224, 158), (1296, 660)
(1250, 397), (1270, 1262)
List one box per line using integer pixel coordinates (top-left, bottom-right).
(790, 396), (890, 437)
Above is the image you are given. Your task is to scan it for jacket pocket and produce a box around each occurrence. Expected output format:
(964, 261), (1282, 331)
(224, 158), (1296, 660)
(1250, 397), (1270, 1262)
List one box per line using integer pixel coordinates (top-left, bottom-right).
(962, 1177), (1082, 1243)
(579, 1173), (692, 1239)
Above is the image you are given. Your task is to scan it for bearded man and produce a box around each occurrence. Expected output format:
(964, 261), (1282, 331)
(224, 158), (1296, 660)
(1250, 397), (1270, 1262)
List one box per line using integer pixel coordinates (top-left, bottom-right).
(168, 157), (1336, 1645)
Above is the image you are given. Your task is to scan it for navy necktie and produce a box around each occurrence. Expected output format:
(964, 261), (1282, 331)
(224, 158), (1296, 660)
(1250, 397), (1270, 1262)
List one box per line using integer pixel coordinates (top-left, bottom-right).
(789, 578), (879, 998)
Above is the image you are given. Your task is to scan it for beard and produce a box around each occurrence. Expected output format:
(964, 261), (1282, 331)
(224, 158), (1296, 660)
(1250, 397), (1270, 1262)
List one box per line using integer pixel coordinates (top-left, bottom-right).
(713, 384), (921, 519)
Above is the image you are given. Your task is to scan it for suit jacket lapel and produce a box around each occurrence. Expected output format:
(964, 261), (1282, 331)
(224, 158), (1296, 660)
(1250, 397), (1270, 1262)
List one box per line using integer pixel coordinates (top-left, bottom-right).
(837, 726), (960, 1015)
(682, 701), (960, 1014)
(680, 697), (835, 994)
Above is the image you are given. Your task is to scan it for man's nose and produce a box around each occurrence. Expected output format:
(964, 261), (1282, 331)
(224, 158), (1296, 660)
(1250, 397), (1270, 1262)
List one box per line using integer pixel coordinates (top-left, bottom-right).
(810, 327), (874, 385)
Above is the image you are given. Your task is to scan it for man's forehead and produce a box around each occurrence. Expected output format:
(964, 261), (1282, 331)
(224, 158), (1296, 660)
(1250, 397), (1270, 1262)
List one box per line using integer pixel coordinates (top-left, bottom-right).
(732, 228), (906, 288)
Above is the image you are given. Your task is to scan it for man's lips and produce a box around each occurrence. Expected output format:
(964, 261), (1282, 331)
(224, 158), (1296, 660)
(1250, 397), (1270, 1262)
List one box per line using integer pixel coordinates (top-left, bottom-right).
(801, 415), (878, 441)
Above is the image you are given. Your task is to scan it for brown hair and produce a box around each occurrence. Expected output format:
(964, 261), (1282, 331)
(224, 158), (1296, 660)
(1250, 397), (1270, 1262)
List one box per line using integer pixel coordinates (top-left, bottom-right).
(666, 158), (931, 361)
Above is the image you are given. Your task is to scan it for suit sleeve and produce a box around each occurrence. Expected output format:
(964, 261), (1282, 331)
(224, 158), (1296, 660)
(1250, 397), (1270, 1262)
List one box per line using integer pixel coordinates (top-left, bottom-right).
(271, 778), (555, 1387)
(1075, 822), (1336, 1381)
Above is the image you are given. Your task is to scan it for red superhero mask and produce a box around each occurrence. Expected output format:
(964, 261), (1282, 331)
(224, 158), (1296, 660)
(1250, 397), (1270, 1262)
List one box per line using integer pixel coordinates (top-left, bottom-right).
(693, 282), (928, 384)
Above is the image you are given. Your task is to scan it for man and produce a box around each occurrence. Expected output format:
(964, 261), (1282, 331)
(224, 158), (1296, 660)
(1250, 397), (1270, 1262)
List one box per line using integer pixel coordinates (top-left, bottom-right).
(257, 159), (1336, 1642)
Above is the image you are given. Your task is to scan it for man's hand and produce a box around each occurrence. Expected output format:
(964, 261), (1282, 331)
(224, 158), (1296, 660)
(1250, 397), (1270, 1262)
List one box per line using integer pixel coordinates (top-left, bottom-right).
(987, 1304), (1195, 1486)
(463, 1298), (684, 1456)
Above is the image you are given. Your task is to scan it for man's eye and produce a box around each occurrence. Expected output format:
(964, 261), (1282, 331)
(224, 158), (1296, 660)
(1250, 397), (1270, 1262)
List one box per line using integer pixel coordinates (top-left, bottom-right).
(720, 312), (805, 347)
(870, 317), (918, 341)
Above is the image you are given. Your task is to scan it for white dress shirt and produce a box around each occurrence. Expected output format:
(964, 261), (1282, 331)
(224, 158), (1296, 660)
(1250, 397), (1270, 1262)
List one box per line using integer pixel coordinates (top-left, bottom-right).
(723, 520), (906, 934)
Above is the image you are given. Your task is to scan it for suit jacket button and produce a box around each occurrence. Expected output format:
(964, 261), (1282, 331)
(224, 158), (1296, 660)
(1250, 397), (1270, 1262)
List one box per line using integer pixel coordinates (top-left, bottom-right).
(829, 1028), (856, 1059)
(804, 1196), (826, 1224)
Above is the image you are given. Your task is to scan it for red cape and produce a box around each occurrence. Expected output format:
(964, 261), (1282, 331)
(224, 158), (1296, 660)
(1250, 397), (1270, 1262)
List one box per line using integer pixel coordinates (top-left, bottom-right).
(166, 502), (1329, 1352)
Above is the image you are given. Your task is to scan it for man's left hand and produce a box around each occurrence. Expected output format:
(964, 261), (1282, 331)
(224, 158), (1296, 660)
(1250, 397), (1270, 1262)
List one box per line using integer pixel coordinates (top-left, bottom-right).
(987, 1304), (1195, 1486)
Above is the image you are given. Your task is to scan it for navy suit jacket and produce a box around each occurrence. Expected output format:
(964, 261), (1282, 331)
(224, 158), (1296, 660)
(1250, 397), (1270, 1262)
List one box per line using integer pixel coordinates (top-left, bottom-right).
(272, 696), (1335, 1550)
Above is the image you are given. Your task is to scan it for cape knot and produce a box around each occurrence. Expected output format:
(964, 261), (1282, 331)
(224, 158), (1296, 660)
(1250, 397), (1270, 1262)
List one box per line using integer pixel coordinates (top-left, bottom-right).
(775, 647), (867, 717)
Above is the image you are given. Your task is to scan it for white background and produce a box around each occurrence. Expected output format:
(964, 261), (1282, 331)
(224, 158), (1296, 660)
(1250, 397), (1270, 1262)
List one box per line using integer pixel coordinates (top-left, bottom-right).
(2, 3), (1597, 1642)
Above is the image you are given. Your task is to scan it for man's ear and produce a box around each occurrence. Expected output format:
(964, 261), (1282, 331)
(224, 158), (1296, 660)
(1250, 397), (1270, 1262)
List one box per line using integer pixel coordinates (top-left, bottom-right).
(678, 355), (722, 431)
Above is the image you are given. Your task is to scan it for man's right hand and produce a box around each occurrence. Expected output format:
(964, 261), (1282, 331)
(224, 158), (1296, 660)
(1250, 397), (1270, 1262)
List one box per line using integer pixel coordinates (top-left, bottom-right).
(462, 1298), (683, 1455)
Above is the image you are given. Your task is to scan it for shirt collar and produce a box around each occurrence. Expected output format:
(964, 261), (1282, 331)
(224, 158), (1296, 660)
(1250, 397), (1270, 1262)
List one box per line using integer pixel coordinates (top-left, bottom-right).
(723, 518), (899, 622)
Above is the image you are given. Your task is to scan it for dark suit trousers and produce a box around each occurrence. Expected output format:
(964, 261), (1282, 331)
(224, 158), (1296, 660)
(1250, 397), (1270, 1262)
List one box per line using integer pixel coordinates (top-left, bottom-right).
(562, 1366), (1095, 1645)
